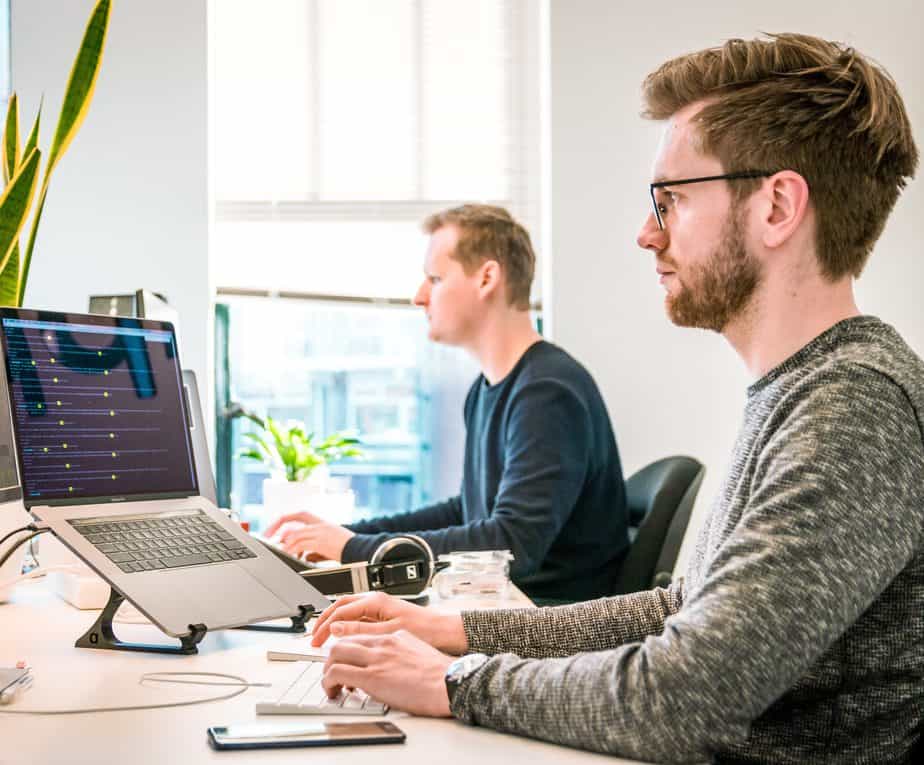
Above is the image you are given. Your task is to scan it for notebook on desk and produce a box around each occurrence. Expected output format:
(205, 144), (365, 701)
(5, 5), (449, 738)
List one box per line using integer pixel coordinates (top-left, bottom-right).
(0, 308), (329, 639)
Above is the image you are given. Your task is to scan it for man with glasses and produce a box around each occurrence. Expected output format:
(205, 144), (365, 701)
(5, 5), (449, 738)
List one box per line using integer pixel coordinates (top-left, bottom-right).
(302, 34), (923, 763)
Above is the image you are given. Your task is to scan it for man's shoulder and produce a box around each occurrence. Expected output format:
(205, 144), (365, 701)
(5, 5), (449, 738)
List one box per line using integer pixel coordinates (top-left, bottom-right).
(514, 341), (596, 388)
(798, 321), (924, 406)
(764, 321), (924, 446)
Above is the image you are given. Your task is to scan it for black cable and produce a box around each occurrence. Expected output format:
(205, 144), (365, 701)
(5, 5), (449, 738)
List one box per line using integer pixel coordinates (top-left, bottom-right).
(0, 524), (37, 549)
(0, 529), (50, 570)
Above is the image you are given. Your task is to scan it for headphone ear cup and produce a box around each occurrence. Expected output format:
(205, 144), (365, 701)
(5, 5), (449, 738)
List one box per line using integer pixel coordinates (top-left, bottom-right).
(369, 535), (435, 597)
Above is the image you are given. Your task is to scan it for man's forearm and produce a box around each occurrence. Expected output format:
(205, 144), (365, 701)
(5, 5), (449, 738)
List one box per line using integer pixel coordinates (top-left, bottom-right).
(462, 584), (682, 658)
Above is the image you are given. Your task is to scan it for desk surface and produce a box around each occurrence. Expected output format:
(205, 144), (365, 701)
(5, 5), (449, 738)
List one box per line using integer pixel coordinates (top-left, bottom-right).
(0, 578), (647, 765)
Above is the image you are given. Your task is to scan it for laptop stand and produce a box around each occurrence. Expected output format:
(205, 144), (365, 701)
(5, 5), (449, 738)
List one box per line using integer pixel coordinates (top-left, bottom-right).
(234, 604), (314, 634)
(75, 587), (207, 655)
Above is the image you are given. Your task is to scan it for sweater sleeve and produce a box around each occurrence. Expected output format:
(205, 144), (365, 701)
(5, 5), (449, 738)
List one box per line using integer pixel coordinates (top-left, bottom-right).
(461, 581), (684, 658)
(373, 380), (594, 575)
(450, 367), (924, 762)
(341, 496), (463, 562)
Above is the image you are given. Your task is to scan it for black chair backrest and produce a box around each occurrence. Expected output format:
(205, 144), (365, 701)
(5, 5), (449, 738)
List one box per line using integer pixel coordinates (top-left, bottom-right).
(611, 455), (705, 595)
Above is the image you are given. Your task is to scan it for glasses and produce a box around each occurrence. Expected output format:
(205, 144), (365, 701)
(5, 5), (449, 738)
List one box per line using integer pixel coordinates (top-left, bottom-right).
(649, 170), (773, 230)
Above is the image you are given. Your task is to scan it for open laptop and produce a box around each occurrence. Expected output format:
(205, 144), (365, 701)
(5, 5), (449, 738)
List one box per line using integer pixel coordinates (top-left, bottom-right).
(0, 308), (329, 638)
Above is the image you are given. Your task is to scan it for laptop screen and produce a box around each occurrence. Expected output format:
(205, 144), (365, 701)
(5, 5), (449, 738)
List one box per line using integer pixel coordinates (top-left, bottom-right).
(0, 310), (198, 505)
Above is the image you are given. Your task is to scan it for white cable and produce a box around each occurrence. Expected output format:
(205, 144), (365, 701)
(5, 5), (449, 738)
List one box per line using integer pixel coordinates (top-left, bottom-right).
(0, 671), (268, 715)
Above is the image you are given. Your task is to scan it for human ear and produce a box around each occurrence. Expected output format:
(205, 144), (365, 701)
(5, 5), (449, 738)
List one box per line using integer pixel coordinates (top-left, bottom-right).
(478, 260), (502, 299)
(760, 171), (810, 249)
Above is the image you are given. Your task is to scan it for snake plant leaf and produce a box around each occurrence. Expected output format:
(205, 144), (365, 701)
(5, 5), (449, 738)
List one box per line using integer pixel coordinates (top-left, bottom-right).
(0, 245), (19, 307)
(21, 101), (42, 170)
(2, 93), (20, 186)
(17, 0), (111, 306)
(46, 0), (111, 177)
(0, 148), (41, 291)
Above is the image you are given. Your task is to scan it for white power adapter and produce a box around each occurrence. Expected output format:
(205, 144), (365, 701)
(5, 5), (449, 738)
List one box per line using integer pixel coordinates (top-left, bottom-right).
(47, 567), (110, 610)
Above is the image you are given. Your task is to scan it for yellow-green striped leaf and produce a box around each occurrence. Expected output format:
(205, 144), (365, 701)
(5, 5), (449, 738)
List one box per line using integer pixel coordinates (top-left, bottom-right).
(2, 93), (20, 186)
(0, 244), (20, 306)
(46, 0), (111, 177)
(0, 148), (41, 306)
(21, 101), (42, 169)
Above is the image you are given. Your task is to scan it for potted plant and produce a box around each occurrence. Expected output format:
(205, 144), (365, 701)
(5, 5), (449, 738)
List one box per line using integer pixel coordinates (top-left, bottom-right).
(236, 411), (363, 525)
(0, 0), (111, 307)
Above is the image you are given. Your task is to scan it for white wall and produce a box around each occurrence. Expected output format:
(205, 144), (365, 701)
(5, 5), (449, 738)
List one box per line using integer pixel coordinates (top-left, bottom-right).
(546, 0), (924, 570)
(10, 0), (211, 417)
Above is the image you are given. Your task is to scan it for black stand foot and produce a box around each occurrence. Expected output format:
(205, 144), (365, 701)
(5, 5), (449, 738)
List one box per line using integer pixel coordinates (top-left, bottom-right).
(75, 587), (207, 655)
(234, 605), (313, 634)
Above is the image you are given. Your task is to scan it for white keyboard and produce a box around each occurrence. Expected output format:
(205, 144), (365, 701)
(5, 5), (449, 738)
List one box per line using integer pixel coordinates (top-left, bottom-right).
(256, 661), (388, 716)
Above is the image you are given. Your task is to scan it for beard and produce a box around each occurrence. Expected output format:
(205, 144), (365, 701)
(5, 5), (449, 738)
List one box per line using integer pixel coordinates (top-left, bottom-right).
(664, 206), (762, 332)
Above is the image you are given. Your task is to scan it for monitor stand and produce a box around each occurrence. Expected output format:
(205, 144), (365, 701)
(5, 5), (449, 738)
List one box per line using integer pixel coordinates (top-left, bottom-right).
(75, 587), (207, 655)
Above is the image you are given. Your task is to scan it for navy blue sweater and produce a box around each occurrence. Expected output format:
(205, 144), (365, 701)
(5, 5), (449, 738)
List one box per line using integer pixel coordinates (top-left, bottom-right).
(341, 341), (629, 601)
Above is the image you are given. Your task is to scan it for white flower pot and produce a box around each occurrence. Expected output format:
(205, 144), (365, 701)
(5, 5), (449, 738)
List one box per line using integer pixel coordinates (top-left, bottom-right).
(261, 475), (355, 528)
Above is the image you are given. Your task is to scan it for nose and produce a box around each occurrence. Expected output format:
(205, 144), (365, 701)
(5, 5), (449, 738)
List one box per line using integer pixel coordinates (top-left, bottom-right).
(413, 280), (429, 307)
(636, 212), (668, 254)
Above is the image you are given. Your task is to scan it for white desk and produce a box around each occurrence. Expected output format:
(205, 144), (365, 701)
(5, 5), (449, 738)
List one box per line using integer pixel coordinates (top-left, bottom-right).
(0, 579), (647, 765)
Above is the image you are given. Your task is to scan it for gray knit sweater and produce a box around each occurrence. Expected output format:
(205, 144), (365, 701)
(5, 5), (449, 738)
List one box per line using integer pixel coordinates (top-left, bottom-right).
(451, 317), (924, 764)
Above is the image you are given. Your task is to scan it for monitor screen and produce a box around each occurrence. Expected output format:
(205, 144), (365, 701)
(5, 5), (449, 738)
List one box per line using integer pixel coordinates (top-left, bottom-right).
(0, 310), (198, 504)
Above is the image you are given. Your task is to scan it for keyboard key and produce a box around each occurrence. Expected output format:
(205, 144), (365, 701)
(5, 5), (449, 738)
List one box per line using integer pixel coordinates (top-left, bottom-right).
(256, 663), (388, 716)
(160, 553), (211, 568)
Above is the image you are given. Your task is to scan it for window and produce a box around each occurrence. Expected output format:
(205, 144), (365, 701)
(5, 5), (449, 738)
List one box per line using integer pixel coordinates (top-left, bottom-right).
(212, 0), (542, 522)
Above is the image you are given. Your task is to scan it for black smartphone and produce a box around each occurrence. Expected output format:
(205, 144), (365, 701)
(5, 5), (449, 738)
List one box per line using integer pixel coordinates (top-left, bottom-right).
(207, 720), (406, 750)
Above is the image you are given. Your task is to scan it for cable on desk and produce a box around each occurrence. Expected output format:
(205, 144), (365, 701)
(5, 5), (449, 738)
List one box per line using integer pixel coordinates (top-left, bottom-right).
(0, 524), (40, 550)
(0, 671), (270, 715)
(0, 529), (51, 570)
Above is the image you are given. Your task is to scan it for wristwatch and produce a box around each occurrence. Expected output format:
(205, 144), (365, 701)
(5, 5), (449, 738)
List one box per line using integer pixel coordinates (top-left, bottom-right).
(444, 653), (490, 706)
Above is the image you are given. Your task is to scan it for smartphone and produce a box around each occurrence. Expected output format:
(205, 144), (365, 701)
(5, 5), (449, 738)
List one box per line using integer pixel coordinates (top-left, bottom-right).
(207, 720), (406, 750)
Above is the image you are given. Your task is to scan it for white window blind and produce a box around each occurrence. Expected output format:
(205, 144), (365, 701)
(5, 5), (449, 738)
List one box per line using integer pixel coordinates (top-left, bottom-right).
(212, 0), (542, 301)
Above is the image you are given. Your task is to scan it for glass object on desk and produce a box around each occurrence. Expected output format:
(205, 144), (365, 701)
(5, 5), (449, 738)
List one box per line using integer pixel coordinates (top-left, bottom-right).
(433, 550), (514, 600)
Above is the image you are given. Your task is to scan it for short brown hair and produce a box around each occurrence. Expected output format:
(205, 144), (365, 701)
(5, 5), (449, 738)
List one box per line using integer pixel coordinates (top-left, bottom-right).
(642, 33), (918, 279)
(422, 204), (535, 310)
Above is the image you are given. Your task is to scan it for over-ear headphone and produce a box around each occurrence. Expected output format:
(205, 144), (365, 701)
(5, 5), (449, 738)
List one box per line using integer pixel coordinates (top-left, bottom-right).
(264, 535), (441, 599)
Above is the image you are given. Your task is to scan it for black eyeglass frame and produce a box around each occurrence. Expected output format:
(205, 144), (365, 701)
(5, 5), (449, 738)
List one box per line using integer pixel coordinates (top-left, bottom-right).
(649, 170), (774, 230)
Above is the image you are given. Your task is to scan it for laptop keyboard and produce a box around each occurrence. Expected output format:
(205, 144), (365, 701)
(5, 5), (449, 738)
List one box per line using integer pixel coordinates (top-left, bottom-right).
(256, 661), (388, 716)
(70, 510), (257, 574)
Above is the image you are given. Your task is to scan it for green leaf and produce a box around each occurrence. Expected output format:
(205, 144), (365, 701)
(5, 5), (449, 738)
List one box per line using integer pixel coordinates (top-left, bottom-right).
(266, 416), (286, 451)
(21, 101), (42, 168)
(236, 448), (265, 462)
(2, 93), (19, 185)
(46, 0), (112, 177)
(0, 244), (19, 307)
(17, 0), (111, 306)
(241, 431), (273, 458)
(16, 186), (46, 306)
(0, 147), (41, 304)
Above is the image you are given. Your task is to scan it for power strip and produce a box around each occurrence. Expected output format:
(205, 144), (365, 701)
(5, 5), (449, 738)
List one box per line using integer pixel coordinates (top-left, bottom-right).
(47, 568), (110, 610)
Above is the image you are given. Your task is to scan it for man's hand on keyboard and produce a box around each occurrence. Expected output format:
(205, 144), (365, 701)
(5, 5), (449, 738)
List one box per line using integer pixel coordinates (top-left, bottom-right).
(311, 591), (468, 655)
(264, 511), (355, 562)
(322, 630), (453, 718)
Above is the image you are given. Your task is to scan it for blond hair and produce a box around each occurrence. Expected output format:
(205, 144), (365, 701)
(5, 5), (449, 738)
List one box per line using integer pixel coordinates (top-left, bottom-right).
(422, 204), (535, 309)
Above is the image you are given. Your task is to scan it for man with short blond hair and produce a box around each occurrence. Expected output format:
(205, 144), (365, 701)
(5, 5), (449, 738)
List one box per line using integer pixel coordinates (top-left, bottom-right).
(269, 203), (629, 603)
(307, 34), (923, 763)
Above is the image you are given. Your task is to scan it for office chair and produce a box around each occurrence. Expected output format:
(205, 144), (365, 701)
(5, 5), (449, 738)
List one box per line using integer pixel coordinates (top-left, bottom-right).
(611, 455), (705, 595)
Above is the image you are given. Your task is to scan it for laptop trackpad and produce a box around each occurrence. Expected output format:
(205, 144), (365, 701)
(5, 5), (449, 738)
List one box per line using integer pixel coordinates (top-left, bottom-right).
(182, 564), (289, 629)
